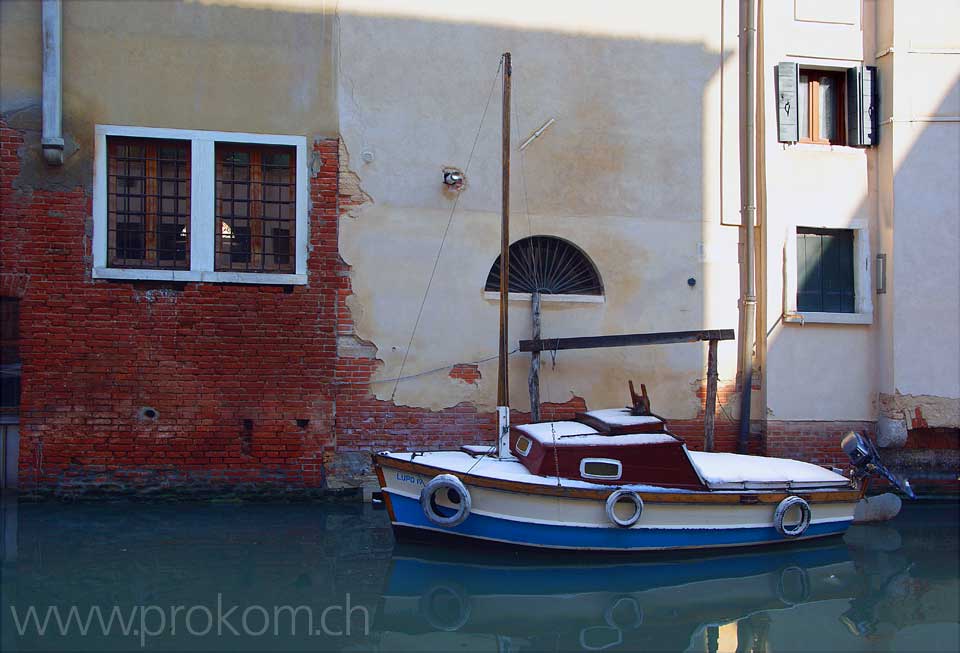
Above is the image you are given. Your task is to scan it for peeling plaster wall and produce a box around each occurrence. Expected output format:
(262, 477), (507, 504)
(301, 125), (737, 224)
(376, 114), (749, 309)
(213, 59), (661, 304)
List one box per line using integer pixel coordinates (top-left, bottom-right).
(336, 0), (743, 418)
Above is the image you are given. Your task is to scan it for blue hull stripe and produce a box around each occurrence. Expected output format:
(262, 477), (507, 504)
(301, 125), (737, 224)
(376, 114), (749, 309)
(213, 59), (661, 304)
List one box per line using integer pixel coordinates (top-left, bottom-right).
(388, 492), (852, 550)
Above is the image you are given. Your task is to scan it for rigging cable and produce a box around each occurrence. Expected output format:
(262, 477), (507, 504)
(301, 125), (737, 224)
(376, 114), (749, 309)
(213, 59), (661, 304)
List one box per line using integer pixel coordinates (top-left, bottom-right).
(390, 57), (504, 402)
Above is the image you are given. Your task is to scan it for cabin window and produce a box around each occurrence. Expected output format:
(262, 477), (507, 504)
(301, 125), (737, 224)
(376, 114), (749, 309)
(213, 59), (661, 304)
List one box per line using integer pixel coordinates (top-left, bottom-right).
(484, 236), (603, 299)
(580, 458), (622, 481)
(515, 435), (532, 457)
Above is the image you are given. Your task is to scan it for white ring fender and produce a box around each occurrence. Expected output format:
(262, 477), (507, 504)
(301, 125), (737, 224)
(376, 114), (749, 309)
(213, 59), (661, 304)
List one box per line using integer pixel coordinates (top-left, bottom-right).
(774, 496), (812, 537)
(605, 490), (644, 528)
(420, 474), (472, 527)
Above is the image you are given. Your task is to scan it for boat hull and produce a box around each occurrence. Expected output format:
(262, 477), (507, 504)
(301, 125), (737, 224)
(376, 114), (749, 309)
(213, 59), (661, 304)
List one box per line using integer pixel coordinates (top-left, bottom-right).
(376, 453), (859, 552)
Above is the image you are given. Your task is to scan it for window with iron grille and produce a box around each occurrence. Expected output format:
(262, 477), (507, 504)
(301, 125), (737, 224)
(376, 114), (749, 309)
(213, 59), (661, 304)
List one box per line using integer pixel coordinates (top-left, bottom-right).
(484, 236), (603, 296)
(93, 126), (308, 284)
(107, 137), (190, 269)
(215, 144), (296, 273)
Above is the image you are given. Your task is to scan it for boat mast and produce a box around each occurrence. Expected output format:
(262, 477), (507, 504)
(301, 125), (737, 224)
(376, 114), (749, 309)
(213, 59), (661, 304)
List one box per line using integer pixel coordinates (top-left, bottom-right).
(497, 52), (512, 459)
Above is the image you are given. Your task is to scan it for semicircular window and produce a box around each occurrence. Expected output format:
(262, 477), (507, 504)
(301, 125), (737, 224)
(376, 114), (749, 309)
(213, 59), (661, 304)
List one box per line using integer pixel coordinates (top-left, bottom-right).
(484, 236), (603, 296)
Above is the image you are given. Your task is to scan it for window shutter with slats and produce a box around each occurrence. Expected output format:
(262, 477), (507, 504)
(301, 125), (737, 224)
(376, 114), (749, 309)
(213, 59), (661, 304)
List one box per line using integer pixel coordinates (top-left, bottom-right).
(846, 67), (862, 145)
(862, 65), (878, 145)
(846, 66), (879, 147)
(777, 62), (800, 143)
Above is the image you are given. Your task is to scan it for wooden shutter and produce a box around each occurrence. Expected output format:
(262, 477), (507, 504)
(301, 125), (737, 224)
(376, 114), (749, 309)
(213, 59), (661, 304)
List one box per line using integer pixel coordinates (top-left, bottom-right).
(862, 66), (878, 145)
(797, 228), (855, 313)
(777, 62), (800, 143)
(846, 67), (863, 146)
(797, 231), (822, 312)
(820, 230), (855, 312)
(846, 65), (879, 146)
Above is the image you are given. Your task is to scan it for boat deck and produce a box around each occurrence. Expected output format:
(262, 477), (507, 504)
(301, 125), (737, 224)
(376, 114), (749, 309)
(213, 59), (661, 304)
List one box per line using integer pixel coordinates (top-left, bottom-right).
(377, 449), (853, 493)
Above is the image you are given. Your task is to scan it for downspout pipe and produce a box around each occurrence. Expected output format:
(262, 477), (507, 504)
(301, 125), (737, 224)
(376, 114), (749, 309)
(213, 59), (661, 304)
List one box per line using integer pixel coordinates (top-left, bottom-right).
(41, 0), (64, 166)
(737, 0), (757, 453)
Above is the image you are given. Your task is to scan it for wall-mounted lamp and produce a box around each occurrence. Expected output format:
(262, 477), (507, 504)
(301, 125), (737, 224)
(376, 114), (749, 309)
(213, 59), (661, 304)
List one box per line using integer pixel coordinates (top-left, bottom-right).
(442, 168), (465, 190)
(876, 253), (887, 294)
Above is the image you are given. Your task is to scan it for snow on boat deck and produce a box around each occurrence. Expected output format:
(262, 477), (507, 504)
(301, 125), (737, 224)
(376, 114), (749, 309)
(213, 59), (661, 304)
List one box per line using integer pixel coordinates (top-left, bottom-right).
(583, 408), (663, 426)
(379, 449), (852, 493)
(515, 421), (678, 446)
(688, 451), (850, 489)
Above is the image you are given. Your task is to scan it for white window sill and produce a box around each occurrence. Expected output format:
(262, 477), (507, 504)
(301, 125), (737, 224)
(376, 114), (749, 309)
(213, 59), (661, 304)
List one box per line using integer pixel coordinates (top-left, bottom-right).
(783, 311), (872, 325)
(783, 142), (865, 154)
(482, 291), (604, 304)
(93, 268), (307, 285)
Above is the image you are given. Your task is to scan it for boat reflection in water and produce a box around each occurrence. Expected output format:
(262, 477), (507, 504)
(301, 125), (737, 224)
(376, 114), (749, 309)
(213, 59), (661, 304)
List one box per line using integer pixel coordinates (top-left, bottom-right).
(376, 540), (858, 652)
(376, 512), (960, 653)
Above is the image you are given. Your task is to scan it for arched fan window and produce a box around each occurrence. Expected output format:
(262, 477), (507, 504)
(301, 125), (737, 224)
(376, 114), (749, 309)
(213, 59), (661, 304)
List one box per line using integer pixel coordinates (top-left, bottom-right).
(484, 236), (603, 296)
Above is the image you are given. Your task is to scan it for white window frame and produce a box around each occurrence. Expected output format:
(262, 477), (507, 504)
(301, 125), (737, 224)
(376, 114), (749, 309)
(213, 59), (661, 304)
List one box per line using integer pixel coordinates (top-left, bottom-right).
(579, 457), (623, 481)
(92, 125), (309, 285)
(784, 220), (873, 325)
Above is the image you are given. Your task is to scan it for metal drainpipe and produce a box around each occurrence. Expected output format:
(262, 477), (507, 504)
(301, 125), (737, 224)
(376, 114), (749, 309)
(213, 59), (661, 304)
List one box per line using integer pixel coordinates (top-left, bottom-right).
(41, 0), (64, 166)
(737, 0), (757, 453)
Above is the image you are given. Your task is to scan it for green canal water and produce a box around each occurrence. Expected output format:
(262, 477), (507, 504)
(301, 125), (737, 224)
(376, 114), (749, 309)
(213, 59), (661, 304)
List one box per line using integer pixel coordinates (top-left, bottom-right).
(0, 499), (956, 652)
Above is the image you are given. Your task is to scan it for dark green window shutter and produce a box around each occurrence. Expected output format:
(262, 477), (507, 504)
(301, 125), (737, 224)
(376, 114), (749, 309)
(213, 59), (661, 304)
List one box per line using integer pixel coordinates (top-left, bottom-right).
(797, 228), (855, 313)
(797, 231), (823, 312)
(846, 65), (879, 146)
(777, 62), (800, 143)
(846, 67), (863, 145)
(862, 65), (878, 145)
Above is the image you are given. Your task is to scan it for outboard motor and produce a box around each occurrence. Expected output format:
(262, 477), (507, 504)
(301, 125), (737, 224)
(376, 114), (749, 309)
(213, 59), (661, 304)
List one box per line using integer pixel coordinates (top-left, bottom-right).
(841, 432), (915, 499)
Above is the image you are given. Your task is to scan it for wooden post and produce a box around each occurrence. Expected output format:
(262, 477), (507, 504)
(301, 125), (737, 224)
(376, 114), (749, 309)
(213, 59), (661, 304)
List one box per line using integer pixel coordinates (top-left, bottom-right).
(497, 52), (512, 410)
(528, 291), (541, 422)
(496, 52), (512, 458)
(704, 338), (719, 452)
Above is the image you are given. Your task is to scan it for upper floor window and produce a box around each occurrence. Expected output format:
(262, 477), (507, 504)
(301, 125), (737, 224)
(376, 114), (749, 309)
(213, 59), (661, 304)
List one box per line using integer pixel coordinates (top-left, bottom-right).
(776, 63), (878, 147)
(94, 126), (307, 284)
(798, 70), (845, 145)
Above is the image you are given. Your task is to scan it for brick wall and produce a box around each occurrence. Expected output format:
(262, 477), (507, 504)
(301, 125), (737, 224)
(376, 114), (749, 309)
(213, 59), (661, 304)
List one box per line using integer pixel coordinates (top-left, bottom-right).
(2, 121), (347, 498)
(766, 420), (876, 467)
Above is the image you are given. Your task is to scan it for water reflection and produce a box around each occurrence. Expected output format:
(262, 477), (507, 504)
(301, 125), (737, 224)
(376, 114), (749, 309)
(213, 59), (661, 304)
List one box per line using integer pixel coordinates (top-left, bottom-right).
(0, 496), (956, 652)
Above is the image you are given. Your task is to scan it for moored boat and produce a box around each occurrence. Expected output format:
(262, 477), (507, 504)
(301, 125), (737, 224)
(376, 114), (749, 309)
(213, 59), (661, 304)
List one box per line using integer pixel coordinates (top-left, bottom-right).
(372, 52), (911, 553)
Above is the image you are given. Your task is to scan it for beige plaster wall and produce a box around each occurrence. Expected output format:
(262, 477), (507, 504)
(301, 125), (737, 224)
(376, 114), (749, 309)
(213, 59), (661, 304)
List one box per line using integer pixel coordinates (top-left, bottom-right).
(336, 0), (743, 415)
(0, 0), (338, 172)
